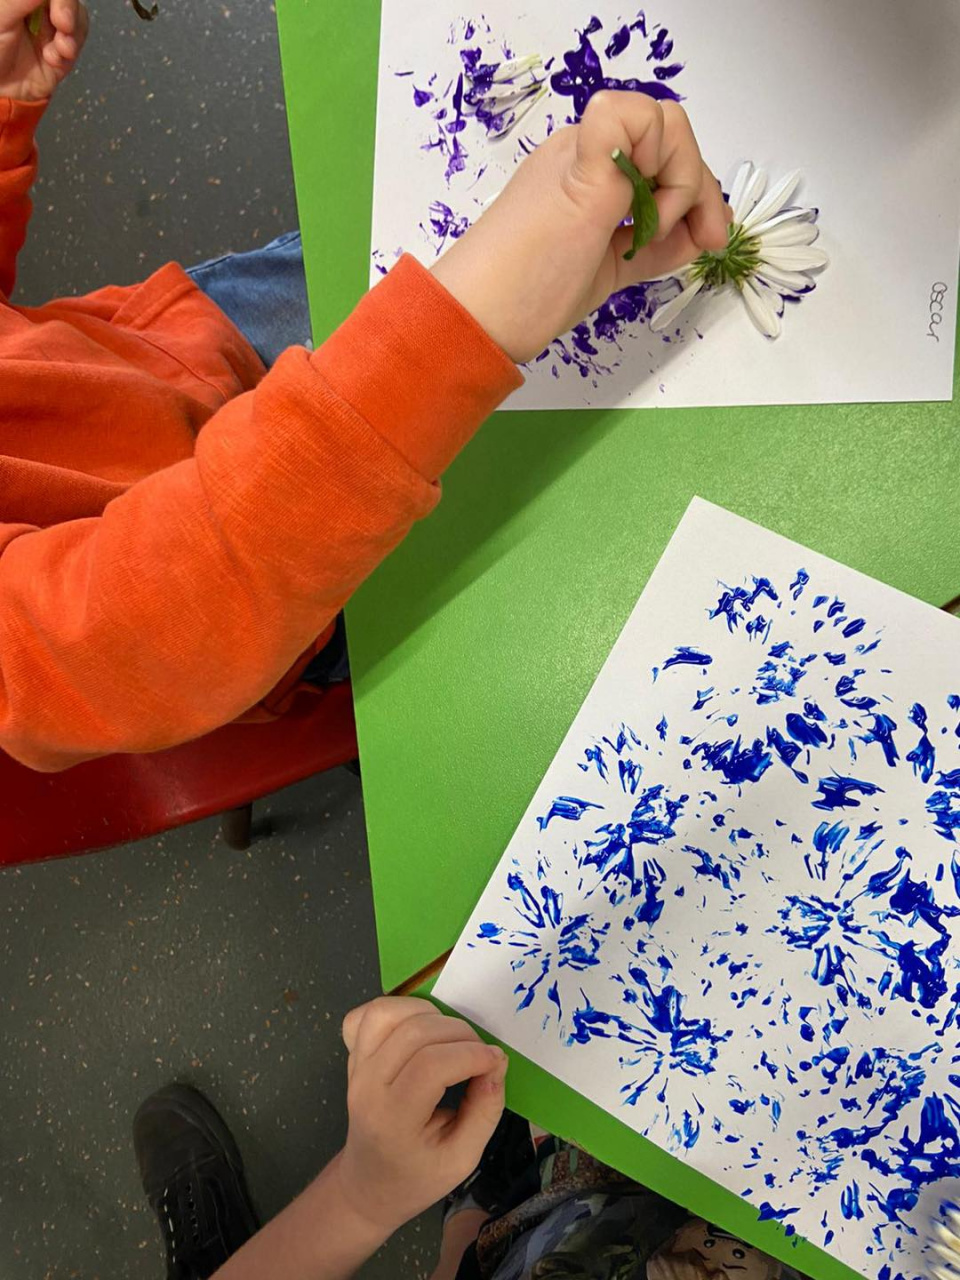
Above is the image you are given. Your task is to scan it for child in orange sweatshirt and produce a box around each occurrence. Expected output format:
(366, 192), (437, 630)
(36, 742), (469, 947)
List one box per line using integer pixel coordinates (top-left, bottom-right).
(0, 0), (728, 773)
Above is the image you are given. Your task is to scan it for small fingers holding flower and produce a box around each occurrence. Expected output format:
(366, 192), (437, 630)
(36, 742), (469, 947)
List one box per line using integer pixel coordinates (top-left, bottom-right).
(652, 103), (728, 251)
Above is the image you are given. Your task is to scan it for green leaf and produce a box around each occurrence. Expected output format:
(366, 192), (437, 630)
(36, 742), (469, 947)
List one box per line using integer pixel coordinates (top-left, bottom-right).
(27, 7), (44, 36)
(612, 148), (659, 261)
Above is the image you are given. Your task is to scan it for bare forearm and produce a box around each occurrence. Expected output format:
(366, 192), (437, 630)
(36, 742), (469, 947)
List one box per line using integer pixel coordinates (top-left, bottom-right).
(211, 1153), (390, 1280)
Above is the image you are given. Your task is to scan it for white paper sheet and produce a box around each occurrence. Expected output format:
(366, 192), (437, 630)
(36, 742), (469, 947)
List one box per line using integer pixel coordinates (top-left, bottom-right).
(372, 1), (960, 409)
(435, 498), (960, 1280)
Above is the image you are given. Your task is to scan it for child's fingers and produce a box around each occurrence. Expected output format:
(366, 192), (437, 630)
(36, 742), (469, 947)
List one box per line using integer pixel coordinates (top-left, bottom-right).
(374, 1013), (482, 1087)
(669, 160), (728, 253)
(576, 89), (665, 186)
(9, 0), (45, 22)
(52, 29), (77, 59)
(648, 102), (710, 240)
(342, 996), (437, 1058)
(445, 1054), (508, 1163)
(49, 0), (77, 34)
(393, 1040), (504, 1125)
(42, 41), (66, 69)
(611, 218), (699, 290)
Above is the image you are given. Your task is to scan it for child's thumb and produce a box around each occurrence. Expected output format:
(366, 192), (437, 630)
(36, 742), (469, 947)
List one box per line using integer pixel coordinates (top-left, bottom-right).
(450, 1050), (508, 1161)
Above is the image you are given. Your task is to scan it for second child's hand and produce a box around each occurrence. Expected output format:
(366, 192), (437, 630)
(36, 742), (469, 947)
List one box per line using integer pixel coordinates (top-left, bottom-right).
(0, 0), (88, 102)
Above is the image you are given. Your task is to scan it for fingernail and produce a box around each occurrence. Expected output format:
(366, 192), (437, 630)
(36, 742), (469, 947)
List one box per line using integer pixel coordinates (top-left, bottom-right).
(486, 1063), (508, 1092)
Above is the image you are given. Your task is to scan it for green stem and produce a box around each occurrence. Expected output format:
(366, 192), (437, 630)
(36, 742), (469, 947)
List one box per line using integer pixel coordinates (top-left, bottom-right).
(27, 6), (44, 36)
(612, 148), (660, 261)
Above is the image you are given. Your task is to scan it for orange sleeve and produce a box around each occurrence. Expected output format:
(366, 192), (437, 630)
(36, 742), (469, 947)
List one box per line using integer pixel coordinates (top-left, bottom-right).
(0, 97), (46, 301)
(0, 257), (523, 770)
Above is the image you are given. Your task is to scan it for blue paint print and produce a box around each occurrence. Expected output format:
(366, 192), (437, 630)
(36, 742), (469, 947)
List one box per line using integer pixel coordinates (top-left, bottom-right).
(905, 703), (935, 784)
(841, 1182), (864, 1220)
(806, 821), (849, 880)
(685, 844), (742, 893)
(767, 726), (809, 783)
(692, 736), (773, 787)
(710, 577), (778, 633)
(468, 555), (958, 1276)
(786, 713), (828, 748)
(662, 646), (713, 672)
(859, 714), (899, 768)
(927, 772), (960, 841)
(616, 970), (730, 1104)
(582, 785), (687, 895)
(579, 743), (608, 780)
(754, 652), (808, 706)
(813, 775), (884, 811)
(558, 913), (610, 970)
(538, 796), (603, 829)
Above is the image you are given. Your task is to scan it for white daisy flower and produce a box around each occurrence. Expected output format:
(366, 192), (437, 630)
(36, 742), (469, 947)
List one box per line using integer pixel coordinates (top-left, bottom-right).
(650, 161), (829, 340)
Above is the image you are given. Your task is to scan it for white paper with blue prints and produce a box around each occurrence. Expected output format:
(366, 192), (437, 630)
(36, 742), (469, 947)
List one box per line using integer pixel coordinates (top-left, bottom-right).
(436, 497), (960, 1280)
(372, 0), (960, 409)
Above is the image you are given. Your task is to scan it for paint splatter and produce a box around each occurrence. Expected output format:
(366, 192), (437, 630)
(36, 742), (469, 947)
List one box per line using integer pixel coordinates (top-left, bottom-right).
(381, 11), (707, 387)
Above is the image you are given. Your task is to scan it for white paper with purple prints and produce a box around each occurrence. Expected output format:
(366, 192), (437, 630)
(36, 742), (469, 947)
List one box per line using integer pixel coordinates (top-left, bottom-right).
(372, 0), (960, 409)
(435, 498), (960, 1280)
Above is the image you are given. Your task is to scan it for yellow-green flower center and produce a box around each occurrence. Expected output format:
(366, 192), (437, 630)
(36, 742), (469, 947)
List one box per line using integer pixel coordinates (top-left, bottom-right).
(691, 222), (762, 291)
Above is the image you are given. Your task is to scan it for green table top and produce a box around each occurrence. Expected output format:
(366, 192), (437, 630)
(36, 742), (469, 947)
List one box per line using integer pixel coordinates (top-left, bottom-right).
(277, 4), (960, 1275)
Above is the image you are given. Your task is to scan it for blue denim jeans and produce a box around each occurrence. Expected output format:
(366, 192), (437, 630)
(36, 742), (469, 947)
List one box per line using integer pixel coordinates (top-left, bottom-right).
(186, 229), (313, 367)
(188, 231), (349, 684)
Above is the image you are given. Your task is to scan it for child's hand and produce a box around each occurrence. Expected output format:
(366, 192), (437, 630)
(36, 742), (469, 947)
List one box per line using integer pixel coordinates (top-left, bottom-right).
(335, 996), (507, 1235)
(0, 0), (88, 102)
(431, 90), (729, 364)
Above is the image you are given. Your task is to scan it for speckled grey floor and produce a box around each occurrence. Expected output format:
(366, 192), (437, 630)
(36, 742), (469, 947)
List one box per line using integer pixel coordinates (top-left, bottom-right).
(1, 772), (439, 1279)
(15, 0), (297, 304)
(3, 2), (438, 1275)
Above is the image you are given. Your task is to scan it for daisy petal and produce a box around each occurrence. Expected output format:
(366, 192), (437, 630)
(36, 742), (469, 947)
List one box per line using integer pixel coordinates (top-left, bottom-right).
(734, 167), (767, 223)
(741, 278), (782, 339)
(935, 1224), (960, 1254)
(749, 207), (815, 239)
(488, 86), (548, 139)
(742, 170), (802, 232)
(492, 54), (543, 83)
(756, 265), (814, 294)
(727, 162), (753, 218)
(757, 222), (820, 248)
(760, 245), (829, 272)
(649, 278), (705, 332)
(480, 77), (545, 104)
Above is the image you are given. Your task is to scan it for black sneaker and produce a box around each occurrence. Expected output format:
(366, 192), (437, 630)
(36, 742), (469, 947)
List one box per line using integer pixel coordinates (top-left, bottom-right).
(133, 1084), (260, 1280)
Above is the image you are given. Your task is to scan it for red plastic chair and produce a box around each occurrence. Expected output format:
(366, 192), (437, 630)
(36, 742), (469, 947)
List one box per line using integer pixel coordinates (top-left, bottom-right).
(0, 683), (359, 867)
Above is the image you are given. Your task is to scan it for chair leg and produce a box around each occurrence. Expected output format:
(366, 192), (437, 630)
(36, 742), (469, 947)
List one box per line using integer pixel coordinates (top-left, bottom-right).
(221, 803), (253, 851)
